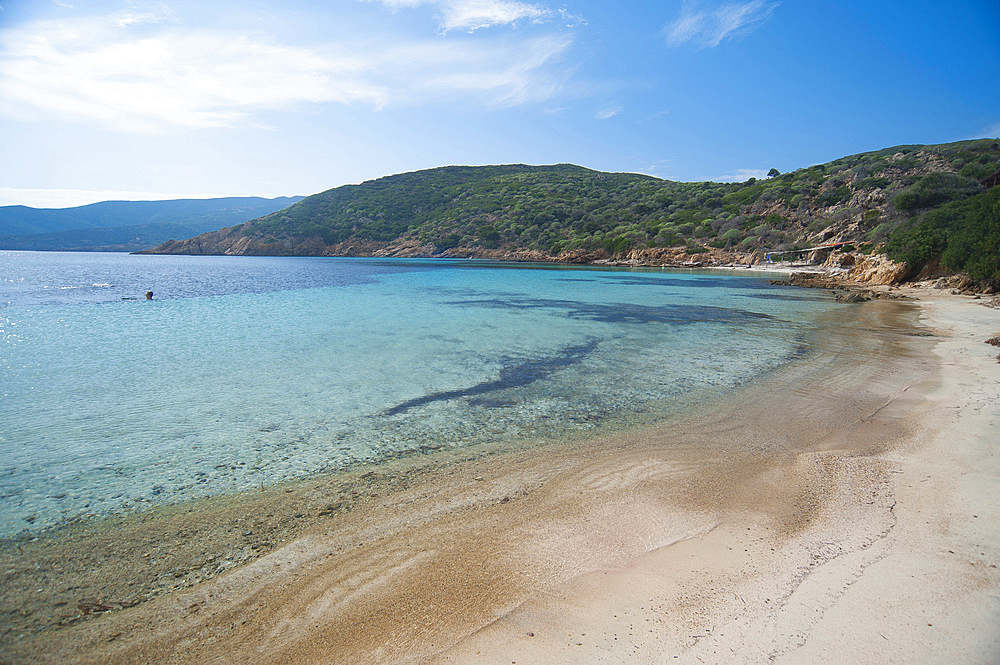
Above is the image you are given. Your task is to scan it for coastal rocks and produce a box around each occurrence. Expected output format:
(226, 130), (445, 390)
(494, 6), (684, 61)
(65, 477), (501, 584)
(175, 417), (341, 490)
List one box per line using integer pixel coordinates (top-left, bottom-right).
(821, 250), (856, 268)
(833, 288), (911, 303)
(930, 274), (978, 294)
(618, 246), (689, 265)
(770, 272), (841, 289)
(835, 291), (870, 303)
(142, 229), (333, 256)
(772, 271), (912, 304)
(460, 247), (553, 262)
(373, 239), (437, 258)
(846, 254), (909, 285)
(989, 335), (1000, 363)
(554, 248), (604, 263)
(548, 245), (739, 268)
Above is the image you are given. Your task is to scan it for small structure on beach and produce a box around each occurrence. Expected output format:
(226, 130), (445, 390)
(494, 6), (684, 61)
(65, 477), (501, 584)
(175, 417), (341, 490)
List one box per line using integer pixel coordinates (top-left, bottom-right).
(764, 241), (854, 263)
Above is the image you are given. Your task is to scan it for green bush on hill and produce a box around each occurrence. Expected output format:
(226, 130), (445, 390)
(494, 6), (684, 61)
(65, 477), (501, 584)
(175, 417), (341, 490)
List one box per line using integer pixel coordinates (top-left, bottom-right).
(892, 173), (983, 211)
(886, 187), (1000, 281)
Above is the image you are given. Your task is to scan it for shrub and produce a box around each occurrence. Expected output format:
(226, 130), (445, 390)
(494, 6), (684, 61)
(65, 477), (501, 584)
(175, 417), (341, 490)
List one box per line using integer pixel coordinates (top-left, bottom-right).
(764, 213), (787, 229)
(721, 183), (764, 208)
(815, 186), (852, 207)
(719, 219), (740, 233)
(861, 176), (891, 190)
(886, 187), (1000, 281)
(719, 228), (743, 246)
(939, 188), (1000, 280)
(869, 222), (895, 243)
(604, 235), (632, 255)
(959, 162), (994, 179)
(892, 173), (982, 211)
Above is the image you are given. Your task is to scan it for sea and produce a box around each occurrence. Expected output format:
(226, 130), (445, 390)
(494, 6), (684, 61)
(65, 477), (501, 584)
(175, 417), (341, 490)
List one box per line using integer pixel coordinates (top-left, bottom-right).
(0, 251), (837, 536)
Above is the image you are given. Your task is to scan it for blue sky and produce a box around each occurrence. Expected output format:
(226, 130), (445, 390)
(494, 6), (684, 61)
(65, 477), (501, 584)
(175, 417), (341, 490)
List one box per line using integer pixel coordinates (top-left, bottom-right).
(0, 0), (998, 208)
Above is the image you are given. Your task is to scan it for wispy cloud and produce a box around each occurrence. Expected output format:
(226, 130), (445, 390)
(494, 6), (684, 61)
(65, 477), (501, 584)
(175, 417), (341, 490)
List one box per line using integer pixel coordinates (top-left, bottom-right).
(391, 34), (573, 106)
(595, 105), (622, 120)
(641, 109), (670, 123)
(0, 13), (574, 133)
(113, 3), (181, 27)
(712, 168), (768, 182)
(372, 0), (552, 32)
(665, 0), (778, 48)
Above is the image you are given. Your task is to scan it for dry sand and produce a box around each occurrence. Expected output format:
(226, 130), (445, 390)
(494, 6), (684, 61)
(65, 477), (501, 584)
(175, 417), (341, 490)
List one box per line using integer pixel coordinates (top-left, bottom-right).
(1, 290), (997, 664)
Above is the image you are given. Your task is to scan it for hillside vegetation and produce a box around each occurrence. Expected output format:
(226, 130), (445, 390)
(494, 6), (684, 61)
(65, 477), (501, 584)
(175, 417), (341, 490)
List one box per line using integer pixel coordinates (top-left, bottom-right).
(147, 140), (1000, 282)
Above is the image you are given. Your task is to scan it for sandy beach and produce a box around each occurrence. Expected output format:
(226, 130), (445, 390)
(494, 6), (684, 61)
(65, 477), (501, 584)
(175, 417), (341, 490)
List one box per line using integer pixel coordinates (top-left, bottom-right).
(1, 287), (997, 664)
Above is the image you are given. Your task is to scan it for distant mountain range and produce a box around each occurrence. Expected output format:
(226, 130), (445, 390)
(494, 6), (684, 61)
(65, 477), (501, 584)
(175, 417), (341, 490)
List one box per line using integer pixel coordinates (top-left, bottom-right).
(144, 140), (1000, 282)
(0, 196), (303, 252)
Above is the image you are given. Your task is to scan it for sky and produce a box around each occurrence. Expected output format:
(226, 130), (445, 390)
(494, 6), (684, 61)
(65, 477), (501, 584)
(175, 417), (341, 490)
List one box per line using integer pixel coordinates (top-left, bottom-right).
(0, 0), (998, 208)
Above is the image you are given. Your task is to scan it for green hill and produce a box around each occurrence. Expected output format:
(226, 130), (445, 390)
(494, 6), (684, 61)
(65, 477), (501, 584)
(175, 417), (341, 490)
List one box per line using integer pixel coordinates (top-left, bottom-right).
(146, 140), (1000, 282)
(0, 196), (304, 252)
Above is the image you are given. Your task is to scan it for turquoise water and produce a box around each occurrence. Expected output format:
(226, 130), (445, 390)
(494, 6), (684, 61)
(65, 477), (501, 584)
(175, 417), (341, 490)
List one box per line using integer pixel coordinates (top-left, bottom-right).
(0, 251), (834, 535)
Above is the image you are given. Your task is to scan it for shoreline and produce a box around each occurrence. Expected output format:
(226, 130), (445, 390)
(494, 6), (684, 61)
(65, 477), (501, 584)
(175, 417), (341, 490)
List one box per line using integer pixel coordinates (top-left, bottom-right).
(2, 288), (998, 663)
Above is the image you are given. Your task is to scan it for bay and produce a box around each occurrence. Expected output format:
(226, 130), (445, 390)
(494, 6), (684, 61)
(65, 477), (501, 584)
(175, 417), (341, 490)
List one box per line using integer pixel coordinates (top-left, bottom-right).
(0, 251), (833, 535)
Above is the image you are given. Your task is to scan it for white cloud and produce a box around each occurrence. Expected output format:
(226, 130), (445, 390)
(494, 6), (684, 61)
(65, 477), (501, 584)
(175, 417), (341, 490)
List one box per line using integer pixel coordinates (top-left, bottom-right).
(595, 105), (622, 119)
(0, 14), (574, 133)
(556, 8), (587, 28)
(372, 0), (551, 32)
(712, 168), (768, 182)
(439, 0), (549, 32)
(387, 34), (573, 106)
(114, 3), (181, 27)
(665, 0), (778, 48)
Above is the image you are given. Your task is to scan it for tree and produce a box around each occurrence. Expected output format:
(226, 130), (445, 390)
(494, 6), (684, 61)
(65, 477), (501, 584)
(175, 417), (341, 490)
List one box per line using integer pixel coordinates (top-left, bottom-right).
(767, 168), (780, 178)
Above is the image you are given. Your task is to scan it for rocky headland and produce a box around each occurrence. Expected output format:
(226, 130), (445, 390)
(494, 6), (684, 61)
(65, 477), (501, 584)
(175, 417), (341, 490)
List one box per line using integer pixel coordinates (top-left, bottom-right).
(142, 140), (1000, 293)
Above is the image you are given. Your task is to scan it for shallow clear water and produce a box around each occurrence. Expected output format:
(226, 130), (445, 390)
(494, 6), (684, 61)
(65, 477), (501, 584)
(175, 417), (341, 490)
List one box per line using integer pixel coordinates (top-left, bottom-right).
(0, 251), (835, 535)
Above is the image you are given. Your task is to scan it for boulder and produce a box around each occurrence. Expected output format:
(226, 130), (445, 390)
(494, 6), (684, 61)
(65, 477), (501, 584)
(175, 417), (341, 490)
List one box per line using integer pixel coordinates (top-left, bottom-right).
(846, 254), (909, 285)
(835, 291), (870, 303)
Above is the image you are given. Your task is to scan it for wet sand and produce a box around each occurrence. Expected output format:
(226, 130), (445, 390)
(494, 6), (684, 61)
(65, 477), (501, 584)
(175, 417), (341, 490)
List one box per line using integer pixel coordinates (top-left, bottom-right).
(1, 291), (997, 664)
